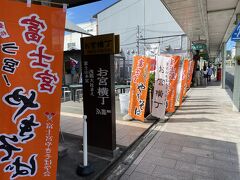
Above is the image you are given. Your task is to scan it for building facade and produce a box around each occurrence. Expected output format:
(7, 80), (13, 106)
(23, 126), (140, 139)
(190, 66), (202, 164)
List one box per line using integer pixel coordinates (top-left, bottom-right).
(95, 0), (190, 82)
(64, 20), (97, 51)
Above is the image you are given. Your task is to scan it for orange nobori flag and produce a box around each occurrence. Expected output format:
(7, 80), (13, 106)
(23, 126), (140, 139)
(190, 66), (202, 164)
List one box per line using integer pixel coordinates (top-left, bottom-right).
(179, 59), (189, 106)
(187, 60), (195, 89)
(166, 55), (180, 113)
(128, 56), (151, 121)
(0, 0), (65, 179)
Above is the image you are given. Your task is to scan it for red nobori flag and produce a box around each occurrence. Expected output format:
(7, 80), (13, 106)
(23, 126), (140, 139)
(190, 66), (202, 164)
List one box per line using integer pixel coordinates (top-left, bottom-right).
(128, 56), (151, 121)
(166, 55), (180, 113)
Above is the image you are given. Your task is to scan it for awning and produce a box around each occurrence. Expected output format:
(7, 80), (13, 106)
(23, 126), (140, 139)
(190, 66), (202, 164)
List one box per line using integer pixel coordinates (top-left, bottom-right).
(17, 0), (100, 8)
(160, 0), (240, 58)
(50, 0), (100, 8)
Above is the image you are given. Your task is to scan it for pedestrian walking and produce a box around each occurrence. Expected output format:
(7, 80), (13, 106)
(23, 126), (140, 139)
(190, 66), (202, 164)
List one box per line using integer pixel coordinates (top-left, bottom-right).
(212, 65), (216, 78)
(207, 65), (213, 82)
(195, 66), (201, 86)
(203, 64), (208, 86)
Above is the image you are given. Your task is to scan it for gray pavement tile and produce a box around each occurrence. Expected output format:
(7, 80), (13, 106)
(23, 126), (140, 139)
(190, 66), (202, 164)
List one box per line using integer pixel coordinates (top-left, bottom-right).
(183, 140), (202, 149)
(213, 152), (239, 163)
(229, 148), (240, 156)
(193, 174), (214, 180)
(152, 165), (193, 180)
(196, 157), (240, 172)
(214, 169), (240, 180)
(140, 155), (177, 169)
(135, 161), (157, 175)
(124, 164), (137, 176)
(162, 150), (196, 163)
(182, 147), (213, 158)
(175, 161), (214, 178)
(145, 147), (165, 157)
(120, 175), (130, 180)
(129, 171), (161, 180)
(168, 138), (186, 146)
(199, 144), (230, 154)
(151, 142), (182, 152)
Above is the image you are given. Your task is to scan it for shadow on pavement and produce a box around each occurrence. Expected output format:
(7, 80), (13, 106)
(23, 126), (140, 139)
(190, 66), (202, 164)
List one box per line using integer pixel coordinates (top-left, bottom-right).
(167, 118), (216, 123)
(120, 131), (240, 180)
(175, 111), (216, 115)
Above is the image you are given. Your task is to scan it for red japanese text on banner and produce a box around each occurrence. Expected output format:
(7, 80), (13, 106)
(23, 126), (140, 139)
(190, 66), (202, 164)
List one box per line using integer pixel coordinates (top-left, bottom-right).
(128, 56), (151, 121)
(0, 0), (66, 179)
(166, 56), (180, 113)
(151, 55), (171, 119)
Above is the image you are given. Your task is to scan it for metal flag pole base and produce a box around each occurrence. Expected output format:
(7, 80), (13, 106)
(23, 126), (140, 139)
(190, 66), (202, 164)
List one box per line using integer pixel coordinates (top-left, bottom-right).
(76, 164), (94, 176)
(76, 115), (94, 176)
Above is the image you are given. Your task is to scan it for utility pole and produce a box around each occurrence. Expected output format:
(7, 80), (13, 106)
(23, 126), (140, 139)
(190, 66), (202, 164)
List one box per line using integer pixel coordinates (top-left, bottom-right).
(137, 25), (140, 55)
(233, 14), (240, 112)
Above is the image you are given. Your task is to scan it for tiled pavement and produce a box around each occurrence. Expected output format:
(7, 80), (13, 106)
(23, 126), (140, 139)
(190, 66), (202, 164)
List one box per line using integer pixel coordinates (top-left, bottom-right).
(120, 84), (240, 180)
(60, 98), (153, 147)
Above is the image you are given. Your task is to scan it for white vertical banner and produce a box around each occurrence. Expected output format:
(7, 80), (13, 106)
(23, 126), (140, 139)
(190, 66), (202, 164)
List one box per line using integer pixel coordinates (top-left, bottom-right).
(175, 60), (184, 106)
(152, 55), (171, 119)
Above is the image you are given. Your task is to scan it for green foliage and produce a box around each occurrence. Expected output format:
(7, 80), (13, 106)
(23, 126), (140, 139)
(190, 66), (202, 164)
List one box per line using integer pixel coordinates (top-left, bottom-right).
(148, 72), (155, 91)
(234, 55), (240, 61)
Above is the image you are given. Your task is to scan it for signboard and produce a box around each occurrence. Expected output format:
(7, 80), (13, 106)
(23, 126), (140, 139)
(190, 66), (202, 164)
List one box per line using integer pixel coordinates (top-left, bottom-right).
(152, 55), (171, 119)
(0, 0), (65, 179)
(82, 34), (120, 55)
(81, 36), (116, 151)
(231, 22), (240, 41)
(192, 43), (207, 51)
(129, 56), (151, 121)
(166, 55), (180, 113)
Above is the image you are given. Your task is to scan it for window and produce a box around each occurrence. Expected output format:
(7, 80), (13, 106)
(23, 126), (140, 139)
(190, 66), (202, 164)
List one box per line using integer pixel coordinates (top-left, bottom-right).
(67, 43), (76, 49)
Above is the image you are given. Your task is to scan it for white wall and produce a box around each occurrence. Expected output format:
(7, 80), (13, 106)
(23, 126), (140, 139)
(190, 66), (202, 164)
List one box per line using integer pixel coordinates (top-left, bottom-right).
(64, 21), (97, 51)
(97, 0), (187, 57)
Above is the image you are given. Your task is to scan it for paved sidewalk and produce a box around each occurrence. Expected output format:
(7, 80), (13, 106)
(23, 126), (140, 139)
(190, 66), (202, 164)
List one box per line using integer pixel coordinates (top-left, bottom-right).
(60, 98), (153, 147)
(120, 83), (240, 180)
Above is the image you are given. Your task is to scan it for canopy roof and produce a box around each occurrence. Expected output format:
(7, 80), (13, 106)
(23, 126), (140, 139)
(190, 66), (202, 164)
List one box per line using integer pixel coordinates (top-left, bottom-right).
(161, 0), (240, 58)
(17, 0), (100, 8)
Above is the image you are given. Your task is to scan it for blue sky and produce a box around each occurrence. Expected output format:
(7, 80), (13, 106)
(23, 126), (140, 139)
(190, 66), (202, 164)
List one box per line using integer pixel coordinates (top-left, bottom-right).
(226, 39), (236, 50)
(66, 0), (237, 51)
(67, 0), (118, 24)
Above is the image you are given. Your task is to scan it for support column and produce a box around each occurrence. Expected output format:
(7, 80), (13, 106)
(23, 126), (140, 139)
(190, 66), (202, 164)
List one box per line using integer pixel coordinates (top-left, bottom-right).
(221, 42), (226, 89)
(233, 14), (240, 112)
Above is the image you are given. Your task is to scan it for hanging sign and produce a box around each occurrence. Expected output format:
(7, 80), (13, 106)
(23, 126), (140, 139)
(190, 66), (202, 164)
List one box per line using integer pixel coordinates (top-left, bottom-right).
(166, 55), (180, 113)
(128, 56), (151, 121)
(231, 21), (240, 41)
(179, 59), (189, 106)
(151, 55), (171, 119)
(82, 34), (120, 55)
(0, 0), (66, 179)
